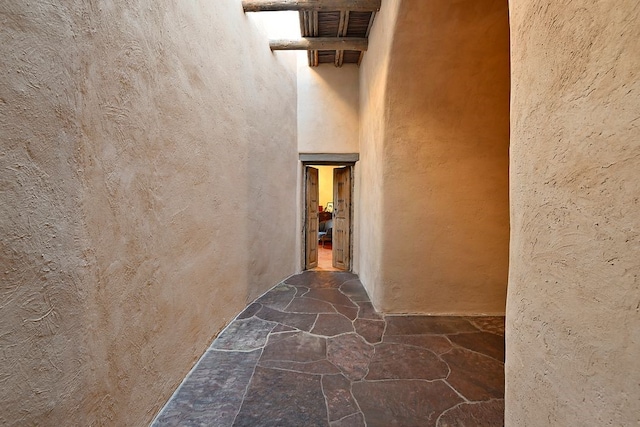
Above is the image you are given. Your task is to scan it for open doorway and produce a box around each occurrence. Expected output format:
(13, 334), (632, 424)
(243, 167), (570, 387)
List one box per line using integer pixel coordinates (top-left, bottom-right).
(315, 166), (337, 270)
(303, 162), (354, 272)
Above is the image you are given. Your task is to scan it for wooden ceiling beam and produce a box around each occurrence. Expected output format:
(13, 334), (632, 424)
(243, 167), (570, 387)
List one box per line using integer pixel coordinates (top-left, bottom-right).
(243, 0), (381, 12)
(335, 10), (350, 67)
(312, 11), (319, 66)
(270, 37), (368, 51)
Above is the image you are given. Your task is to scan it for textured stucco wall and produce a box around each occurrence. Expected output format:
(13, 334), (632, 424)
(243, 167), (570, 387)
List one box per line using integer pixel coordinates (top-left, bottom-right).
(297, 55), (359, 154)
(506, 1), (640, 425)
(360, 0), (510, 314)
(356, 0), (401, 303)
(0, 1), (297, 425)
(0, 3), (89, 424)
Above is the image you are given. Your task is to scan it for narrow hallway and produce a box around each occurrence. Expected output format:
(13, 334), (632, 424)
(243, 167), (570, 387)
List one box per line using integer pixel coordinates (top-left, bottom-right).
(153, 272), (505, 426)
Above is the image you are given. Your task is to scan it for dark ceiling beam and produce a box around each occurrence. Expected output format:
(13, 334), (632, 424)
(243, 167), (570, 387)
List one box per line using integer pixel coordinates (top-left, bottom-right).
(270, 37), (368, 51)
(335, 10), (350, 67)
(243, 0), (381, 12)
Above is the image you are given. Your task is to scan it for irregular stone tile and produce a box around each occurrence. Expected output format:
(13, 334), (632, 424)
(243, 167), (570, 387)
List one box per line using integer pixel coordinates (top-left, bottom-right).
(294, 285), (310, 297)
(383, 335), (453, 355)
(436, 399), (505, 427)
(261, 331), (327, 363)
(262, 329), (296, 346)
(340, 279), (370, 302)
(322, 374), (360, 421)
(354, 318), (385, 344)
(332, 271), (359, 281)
(442, 347), (504, 401)
(285, 271), (356, 288)
(284, 271), (322, 286)
(355, 301), (382, 320)
(152, 350), (260, 427)
(318, 272), (359, 289)
(237, 302), (262, 319)
(234, 367), (327, 427)
(311, 313), (355, 337)
(286, 296), (337, 314)
(366, 343), (449, 381)
(327, 333), (374, 381)
(333, 303), (359, 320)
(256, 305), (317, 331)
(331, 412), (366, 427)
(255, 283), (297, 310)
(259, 359), (341, 375)
(285, 270), (344, 288)
(272, 324), (297, 333)
(352, 380), (463, 427)
(467, 316), (505, 336)
(211, 317), (275, 351)
(153, 410), (219, 427)
(386, 316), (479, 335)
(448, 332), (505, 362)
(306, 288), (357, 307)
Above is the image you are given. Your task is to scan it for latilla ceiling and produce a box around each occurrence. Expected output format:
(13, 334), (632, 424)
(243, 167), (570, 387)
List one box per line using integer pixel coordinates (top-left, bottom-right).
(243, 0), (381, 67)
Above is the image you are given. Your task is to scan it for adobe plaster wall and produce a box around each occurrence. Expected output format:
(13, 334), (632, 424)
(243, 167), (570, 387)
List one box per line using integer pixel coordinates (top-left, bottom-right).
(0, 3), (89, 424)
(360, 0), (510, 314)
(0, 1), (297, 425)
(357, 0), (401, 304)
(506, 1), (640, 425)
(381, 0), (510, 314)
(297, 55), (359, 154)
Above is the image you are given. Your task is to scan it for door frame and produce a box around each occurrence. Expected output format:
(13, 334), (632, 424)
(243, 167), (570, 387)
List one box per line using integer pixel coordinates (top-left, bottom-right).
(299, 153), (358, 272)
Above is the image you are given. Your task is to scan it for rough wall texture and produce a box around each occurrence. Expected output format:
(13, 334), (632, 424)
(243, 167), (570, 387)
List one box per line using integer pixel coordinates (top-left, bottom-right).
(356, 0), (400, 303)
(507, 1), (640, 425)
(297, 55), (359, 154)
(0, 3), (89, 423)
(0, 1), (298, 425)
(359, 0), (510, 314)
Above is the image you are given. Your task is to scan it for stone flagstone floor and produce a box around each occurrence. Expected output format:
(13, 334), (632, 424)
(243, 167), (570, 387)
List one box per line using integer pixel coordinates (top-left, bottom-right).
(152, 271), (505, 426)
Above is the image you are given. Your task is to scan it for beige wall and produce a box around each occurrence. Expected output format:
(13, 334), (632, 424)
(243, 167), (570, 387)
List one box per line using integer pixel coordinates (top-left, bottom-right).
(0, 1), (298, 425)
(356, 0), (401, 302)
(506, 1), (640, 425)
(359, 0), (510, 314)
(297, 55), (360, 153)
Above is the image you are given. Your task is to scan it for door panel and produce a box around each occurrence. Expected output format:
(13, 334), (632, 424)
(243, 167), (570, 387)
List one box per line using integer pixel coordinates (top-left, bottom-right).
(333, 167), (351, 270)
(305, 167), (319, 269)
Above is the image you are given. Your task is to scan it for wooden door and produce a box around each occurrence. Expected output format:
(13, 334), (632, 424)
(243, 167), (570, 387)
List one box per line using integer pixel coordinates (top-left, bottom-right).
(305, 167), (319, 269)
(333, 167), (351, 270)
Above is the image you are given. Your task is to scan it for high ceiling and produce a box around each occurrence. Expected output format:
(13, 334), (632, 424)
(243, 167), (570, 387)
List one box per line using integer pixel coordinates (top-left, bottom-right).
(243, 0), (381, 67)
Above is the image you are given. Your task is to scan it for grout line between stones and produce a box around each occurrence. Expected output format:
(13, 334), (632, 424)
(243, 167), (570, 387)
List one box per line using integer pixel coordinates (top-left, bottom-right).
(444, 339), (506, 363)
(442, 378), (470, 403)
(309, 313), (320, 331)
(435, 400), (467, 427)
(258, 364), (331, 376)
(348, 379), (367, 427)
(230, 337), (267, 426)
(320, 374), (332, 426)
